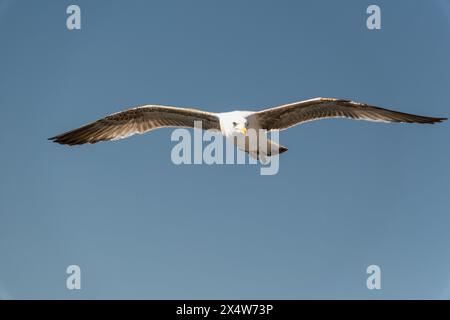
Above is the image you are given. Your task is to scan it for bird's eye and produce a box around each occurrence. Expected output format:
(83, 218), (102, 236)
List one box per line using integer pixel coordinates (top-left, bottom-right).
(232, 122), (238, 126)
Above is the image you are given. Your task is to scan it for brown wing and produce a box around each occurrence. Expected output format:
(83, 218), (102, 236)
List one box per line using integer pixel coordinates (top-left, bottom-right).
(252, 98), (446, 131)
(49, 105), (220, 146)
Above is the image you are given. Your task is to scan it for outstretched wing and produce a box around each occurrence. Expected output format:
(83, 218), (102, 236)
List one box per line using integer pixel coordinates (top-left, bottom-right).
(251, 98), (446, 131)
(49, 105), (220, 145)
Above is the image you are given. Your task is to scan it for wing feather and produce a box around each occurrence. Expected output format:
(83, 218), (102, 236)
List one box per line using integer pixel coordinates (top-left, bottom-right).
(49, 105), (220, 145)
(252, 98), (446, 130)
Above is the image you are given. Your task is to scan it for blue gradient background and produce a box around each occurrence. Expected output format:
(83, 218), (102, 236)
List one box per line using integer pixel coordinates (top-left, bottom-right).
(0, 0), (449, 299)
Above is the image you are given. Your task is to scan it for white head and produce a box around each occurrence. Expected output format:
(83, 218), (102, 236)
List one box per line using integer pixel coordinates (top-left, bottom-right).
(218, 112), (249, 138)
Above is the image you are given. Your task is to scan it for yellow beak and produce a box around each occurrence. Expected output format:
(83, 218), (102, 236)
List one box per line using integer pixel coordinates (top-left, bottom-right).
(240, 127), (247, 134)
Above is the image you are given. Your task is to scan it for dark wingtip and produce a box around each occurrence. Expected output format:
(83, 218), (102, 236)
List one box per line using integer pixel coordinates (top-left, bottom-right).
(48, 136), (63, 144)
(428, 117), (447, 124)
(48, 135), (74, 145)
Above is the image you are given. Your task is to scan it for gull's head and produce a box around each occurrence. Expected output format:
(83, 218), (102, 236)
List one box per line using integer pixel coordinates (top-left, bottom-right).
(231, 118), (248, 135)
(219, 112), (248, 138)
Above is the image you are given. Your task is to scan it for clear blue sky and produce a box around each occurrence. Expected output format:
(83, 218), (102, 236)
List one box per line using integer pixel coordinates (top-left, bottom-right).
(1, 0), (450, 299)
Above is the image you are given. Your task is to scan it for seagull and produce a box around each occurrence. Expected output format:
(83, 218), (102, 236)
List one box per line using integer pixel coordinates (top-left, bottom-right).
(49, 97), (446, 160)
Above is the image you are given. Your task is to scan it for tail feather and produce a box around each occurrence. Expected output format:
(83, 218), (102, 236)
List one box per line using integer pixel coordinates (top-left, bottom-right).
(278, 145), (288, 154)
(246, 140), (288, 158)
(266, 140), (288, 156)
